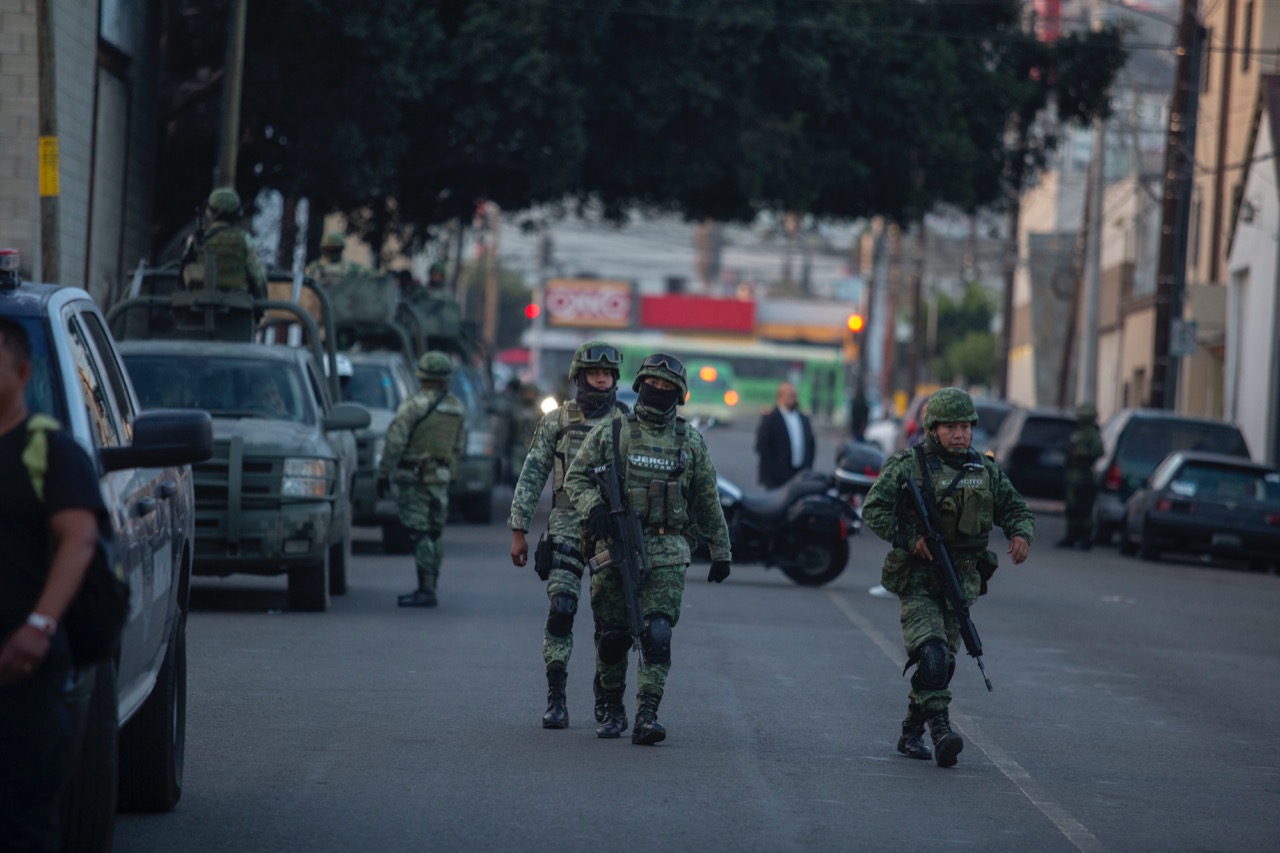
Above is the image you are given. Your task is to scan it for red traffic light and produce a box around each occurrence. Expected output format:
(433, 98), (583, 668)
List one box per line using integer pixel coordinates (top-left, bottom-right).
(525, 304), (541, 320)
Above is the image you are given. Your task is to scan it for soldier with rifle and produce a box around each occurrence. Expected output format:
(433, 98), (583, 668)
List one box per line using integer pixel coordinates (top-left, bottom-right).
(862, 387), (1034, 768)
(564, 353), (731, 745)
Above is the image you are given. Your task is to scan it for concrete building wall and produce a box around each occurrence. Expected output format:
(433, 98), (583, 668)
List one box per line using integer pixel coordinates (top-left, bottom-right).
(52, 0), (98, 288)
(0, 1), (40, 276)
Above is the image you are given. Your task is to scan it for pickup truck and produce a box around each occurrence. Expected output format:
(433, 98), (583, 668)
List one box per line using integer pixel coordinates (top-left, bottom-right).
(0, 276), (212, 851)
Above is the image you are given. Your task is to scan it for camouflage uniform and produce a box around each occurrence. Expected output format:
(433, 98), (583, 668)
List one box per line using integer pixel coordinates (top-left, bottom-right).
(182, 188), (268, 299)
(564, 353), (732, 744)
(306, 232), (367, 286)
(862, 387), (1034, 767)
(1061, 403), (1104, 548)
(377, 352), (465, 607)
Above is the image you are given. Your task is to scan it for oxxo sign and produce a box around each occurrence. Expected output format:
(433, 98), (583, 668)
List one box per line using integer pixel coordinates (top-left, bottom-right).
(544, 279), (633, 329)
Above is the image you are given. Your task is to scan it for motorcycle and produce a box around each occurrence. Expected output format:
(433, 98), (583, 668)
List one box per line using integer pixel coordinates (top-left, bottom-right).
(701, 470), (862, 587)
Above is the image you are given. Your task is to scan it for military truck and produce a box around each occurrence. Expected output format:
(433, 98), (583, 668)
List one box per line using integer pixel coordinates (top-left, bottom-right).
(325, 271), (502, 523)
(107, 266), (369, 610)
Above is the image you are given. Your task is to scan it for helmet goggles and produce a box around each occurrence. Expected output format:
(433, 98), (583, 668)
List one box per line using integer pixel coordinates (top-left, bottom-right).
(579, 345), (623, 366)
(640, 352), (686, 381)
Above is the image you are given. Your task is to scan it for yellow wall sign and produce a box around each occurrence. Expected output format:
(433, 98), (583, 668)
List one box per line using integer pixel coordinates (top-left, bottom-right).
(39, 136), (60, 197)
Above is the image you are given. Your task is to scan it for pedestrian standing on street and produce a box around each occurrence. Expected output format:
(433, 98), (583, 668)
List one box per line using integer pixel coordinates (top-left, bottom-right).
(754, 381), (815, 489)
(508, 341), (629, 729)
(377, 351), (466, 608)
(0, 317), (107, 851)
(1057, 402), (1104, 550)
(861, 387), (1034, 768)
(850, 377), (870, 443)
(564, 353), (732, 745)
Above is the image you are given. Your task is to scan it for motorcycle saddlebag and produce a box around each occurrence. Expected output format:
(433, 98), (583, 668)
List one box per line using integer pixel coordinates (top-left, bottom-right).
(786, 495), (845, 545)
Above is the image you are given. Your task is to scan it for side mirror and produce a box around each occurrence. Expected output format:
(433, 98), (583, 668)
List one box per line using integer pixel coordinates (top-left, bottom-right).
(102, 409), (213, 472)
(324, 402), (372, 431)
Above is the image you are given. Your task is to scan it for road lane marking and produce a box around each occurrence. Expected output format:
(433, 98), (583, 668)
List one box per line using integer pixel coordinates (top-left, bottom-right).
(825, 588), (1106, 853)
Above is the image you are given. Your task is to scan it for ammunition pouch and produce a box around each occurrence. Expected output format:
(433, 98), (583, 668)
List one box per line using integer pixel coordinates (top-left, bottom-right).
(534, 533), (553, 581)
(977, 550), (999, 596)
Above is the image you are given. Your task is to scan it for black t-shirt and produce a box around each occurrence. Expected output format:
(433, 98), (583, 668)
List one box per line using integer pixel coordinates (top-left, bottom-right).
(0, 418), (106, 635)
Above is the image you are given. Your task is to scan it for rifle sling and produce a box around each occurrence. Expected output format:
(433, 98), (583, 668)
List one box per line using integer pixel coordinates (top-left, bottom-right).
(403, 392), (447, 461)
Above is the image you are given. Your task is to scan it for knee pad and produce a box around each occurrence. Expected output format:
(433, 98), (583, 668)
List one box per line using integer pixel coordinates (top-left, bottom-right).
(910, 639), (953, 692)
(640, 614), (673, 665)
(597, 624), (631, 665)
(546, 594), (577, 637)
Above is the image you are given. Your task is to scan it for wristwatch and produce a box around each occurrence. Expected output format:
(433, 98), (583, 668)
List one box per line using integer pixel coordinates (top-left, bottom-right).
(26, 613), (57, 637)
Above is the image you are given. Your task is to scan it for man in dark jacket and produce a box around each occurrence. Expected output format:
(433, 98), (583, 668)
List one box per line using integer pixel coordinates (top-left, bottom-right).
(754, 382), (815, 489)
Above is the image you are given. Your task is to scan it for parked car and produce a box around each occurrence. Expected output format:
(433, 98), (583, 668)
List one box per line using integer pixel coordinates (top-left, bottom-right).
(1092, 409), (1251, 544)
(1118, 451), (1280, 570)
(340, 350), (418, 552)
(0, 277), (212, 849)
(989, 407), (1078, 500)
(121, 341), (369, 610)
(449, 360), (502, 524)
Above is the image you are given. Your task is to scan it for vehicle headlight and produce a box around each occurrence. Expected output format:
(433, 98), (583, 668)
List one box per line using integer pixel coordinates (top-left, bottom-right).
(372, 438), (386, 468)
(282, 458), (333, 497)
(466, 430), (495, 457)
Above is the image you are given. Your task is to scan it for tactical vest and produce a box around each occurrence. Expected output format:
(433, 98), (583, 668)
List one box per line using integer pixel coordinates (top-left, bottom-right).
(915, 448), (993, 554)
(619, 414), (690, 535)
(402, 391), (465, 485)
(551, 400), (624, 508)
(185, 224), (249, 291)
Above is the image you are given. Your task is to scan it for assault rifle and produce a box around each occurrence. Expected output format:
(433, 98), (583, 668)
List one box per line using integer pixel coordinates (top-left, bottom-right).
(903, 475), (993, 691)
(590, 460), (651, 644)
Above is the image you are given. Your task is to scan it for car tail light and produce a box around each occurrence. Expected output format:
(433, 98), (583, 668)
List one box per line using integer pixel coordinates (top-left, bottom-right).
(1156, 497), (1195, 514)
(863, 465), (879, 478)
(1104, 464), (1122, 491)
(1266, 513), (1280, 527)
(1156, 498), (1171, 512)
(839, 517), (848, 539)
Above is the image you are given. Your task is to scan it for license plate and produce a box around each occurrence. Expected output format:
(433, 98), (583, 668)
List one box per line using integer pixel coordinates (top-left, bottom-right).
(1211, 533), (1242, 548)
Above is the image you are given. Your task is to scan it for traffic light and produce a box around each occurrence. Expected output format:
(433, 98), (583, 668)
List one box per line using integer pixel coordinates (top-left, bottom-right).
(525, 303), (541, 320)
(843, 313), (864, 360)
(846, 313), (864, 333)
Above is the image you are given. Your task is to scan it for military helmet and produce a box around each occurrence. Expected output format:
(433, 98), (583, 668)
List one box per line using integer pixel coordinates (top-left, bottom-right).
(1076, 402), (1098, 422)
(415, 350), (452, 381)
(632, 352), (687, 404)
(320, 231), (345, 250)
(428, 261), (446, 276)
(922, 387), (978, 430)
(569, 340), (622, 380)
(205, 187), (242, 220)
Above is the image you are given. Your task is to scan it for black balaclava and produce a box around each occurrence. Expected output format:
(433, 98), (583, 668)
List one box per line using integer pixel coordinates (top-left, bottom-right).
(636, 382), (681, 414)
(575, 372), (617, 419)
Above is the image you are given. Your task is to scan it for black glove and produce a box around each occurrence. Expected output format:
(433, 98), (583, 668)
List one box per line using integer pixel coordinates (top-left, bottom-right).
(708, 560), (731, 583)
(376, 475), (390, 499)
(587, 504), (612, 542)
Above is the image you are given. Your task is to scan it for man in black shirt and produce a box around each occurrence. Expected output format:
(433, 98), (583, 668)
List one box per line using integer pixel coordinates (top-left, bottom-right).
(0, 316), (106, 852)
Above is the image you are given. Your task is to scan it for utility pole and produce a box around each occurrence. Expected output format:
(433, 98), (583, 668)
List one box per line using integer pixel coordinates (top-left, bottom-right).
(214, 0), (249, 188)
(483, 202), (501, 350)
(1077, 118), (1106, 406)
(36, 0), (58, 282)
(906, 221), (927, 396)
(1150, 2), (1205, 410)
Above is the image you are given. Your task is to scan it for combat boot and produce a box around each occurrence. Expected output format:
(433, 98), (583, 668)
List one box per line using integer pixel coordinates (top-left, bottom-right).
(595, 688), (628, 739)
(631, 693), (666, 746)
(593, 673), (608, 724)
(928, 709), (964, 768)
(542, 669), (568, 729)
(896, 704), (932, 760)
(397, 588), (437, 608)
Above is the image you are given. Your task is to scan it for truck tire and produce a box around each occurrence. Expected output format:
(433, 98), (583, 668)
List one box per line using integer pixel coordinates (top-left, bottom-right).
(329, 532), (351, 596)
(382, 519), (413, 554)
(118, 613), (186, 812)
(288, 552), (331, 612)
(60, 661), (118, 853)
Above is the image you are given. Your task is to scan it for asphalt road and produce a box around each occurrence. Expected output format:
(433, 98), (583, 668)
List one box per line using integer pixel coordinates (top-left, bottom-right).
(114, 421), (1280, 852)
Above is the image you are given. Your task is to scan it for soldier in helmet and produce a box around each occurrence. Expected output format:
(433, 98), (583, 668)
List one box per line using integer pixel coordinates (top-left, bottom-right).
(425, 262), (448, 294)
(564, 353), (732, 745)
(1058, 402), (1104, 550)
(508, 342), (629, 730)
(306, 231), (366, 286)
(861, 387), (1035, 768)
(181, 188), (268, 298)
(376, 351), (466, 608)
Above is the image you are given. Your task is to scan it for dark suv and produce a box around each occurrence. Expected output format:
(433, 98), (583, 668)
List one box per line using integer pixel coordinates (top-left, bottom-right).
(990, 407), (1078, 500)
(1092, 409), (1251, 543)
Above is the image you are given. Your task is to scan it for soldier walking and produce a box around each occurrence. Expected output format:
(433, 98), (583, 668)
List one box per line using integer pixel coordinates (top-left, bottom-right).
(861, 388), (1034, 768)
(377, 352), (466, 608)
(564, 353), (732, 745)
(1057, 403), (1104, 550)
(508, 342), (629, 729)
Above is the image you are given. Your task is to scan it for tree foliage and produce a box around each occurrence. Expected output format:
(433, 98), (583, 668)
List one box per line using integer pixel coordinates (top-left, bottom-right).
(154, 0), (1127, 260)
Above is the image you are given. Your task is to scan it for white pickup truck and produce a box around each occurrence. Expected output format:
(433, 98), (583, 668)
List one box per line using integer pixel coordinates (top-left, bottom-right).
(0, 275), (211, 850)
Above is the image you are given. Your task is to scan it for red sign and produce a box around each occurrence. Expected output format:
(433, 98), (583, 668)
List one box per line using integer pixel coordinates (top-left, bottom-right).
(544, 279), (633, 329)
(640, 295), (755, 333)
